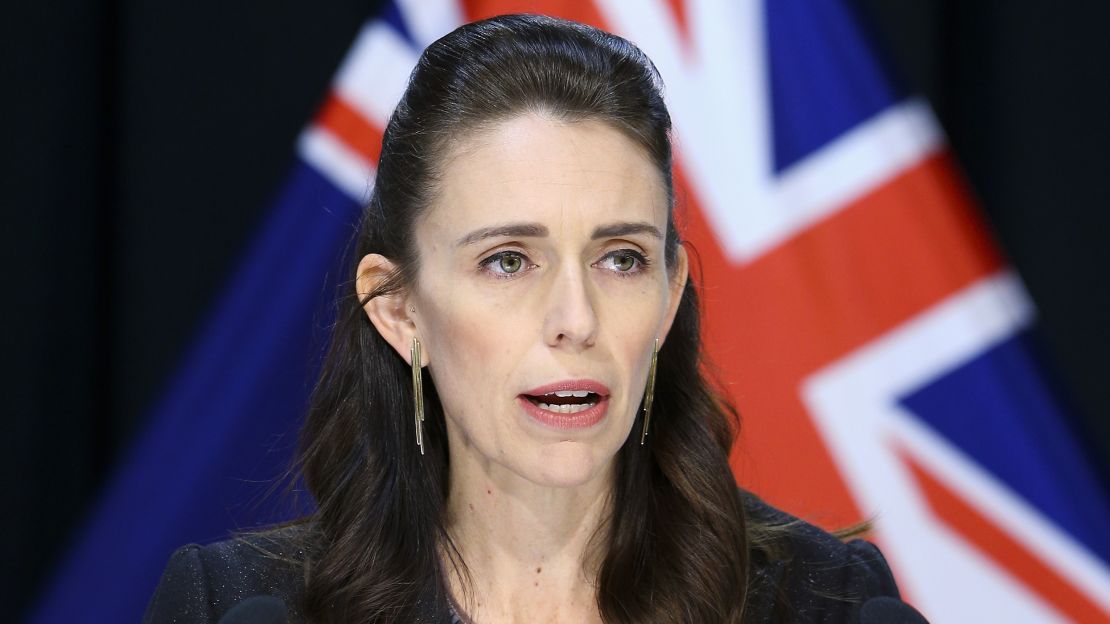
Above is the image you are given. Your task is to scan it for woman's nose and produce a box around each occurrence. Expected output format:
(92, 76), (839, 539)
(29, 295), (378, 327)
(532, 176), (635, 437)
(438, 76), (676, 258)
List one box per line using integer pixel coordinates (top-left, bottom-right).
(542, 264), (599, 349)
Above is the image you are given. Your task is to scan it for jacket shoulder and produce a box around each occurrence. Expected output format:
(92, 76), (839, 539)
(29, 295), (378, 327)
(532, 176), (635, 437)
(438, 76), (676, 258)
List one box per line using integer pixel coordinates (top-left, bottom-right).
(142, 524), (311, 624)
(741, 491), (901, 622)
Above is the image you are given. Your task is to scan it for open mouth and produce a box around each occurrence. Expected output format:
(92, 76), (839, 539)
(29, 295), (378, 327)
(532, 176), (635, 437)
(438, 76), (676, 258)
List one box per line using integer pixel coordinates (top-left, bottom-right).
(518, 380), (610, 429)
(522, 390), (602, 414)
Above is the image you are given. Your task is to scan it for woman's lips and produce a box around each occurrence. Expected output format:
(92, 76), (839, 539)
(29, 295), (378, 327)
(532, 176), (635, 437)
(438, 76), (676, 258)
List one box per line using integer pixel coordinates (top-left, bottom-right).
(520, 379), (610, 397)
(517, 395), (609, 430)
(518, 379), (611, 430)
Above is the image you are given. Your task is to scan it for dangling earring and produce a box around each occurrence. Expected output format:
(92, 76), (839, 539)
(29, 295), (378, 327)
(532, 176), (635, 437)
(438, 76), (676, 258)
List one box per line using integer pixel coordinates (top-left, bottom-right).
(640, 338), (659, 445)
(411, 336), (425, 455)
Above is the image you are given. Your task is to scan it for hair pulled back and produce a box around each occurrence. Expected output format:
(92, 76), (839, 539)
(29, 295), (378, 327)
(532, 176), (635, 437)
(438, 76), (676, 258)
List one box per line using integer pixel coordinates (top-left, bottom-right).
(295, 14), (753, 623)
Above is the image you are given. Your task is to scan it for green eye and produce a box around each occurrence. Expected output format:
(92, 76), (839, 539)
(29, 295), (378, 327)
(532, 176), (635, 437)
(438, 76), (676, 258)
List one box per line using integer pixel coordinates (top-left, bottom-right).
(598, 249), (649, 276)
(481, 250), (532, 279)
(499, 254), (523, 273)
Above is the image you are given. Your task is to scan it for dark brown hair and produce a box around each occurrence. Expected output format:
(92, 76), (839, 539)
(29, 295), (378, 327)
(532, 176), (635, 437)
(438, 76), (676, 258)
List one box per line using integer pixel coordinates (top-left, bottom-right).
(294, 14), (758, 622)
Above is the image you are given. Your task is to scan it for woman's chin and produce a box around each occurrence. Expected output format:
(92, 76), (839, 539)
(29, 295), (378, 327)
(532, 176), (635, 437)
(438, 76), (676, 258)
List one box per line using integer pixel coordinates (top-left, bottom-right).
(523, 442), (615, 489)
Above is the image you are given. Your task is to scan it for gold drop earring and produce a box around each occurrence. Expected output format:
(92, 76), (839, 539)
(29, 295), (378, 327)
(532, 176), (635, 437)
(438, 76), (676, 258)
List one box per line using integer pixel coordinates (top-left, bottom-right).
(411, 336), (425, 455)
(640, 338), (659, 445)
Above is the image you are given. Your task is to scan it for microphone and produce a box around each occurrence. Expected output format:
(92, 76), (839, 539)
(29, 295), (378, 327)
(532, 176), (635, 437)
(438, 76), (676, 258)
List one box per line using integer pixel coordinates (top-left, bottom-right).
(858, 596), (929, 623)
(217, 596), (288, 624)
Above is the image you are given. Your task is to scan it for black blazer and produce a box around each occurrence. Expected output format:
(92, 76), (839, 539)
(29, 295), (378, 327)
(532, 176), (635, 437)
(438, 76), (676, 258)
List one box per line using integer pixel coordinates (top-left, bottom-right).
(142, 493), (909, 623)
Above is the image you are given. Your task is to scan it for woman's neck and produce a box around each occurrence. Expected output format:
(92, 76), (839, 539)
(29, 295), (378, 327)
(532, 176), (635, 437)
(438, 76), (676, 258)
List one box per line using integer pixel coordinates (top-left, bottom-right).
(442, 452), (613, 623)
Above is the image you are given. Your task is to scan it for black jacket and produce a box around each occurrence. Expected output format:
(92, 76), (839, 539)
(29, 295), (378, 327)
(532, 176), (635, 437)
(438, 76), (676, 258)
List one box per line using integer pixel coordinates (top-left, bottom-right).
(142, 494), (908, 623)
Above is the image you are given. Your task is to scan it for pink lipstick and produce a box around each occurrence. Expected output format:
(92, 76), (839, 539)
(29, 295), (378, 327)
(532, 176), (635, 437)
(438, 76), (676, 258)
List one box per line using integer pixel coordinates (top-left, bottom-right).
(518, 379), (610, 430)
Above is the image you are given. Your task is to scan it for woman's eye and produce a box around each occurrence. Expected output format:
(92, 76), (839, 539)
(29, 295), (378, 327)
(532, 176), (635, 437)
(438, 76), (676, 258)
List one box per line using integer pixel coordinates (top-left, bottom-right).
(613, 253), (636, 271)
(499, 254), (523, 273)
(599, 249), (649, 274)
(480, 251), (532, 278)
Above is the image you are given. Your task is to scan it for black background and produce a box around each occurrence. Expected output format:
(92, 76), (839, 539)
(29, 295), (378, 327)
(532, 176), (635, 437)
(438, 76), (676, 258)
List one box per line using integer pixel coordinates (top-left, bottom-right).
(5, 1), (1108, 619)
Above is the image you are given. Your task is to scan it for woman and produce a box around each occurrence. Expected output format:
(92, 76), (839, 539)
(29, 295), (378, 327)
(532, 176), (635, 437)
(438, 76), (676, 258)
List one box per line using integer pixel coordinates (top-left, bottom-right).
(143, 14), (909, 623)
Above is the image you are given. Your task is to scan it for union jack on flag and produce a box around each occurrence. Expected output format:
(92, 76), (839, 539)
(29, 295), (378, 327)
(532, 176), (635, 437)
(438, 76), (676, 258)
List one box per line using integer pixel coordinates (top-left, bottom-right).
(32, 1), (1110, 622)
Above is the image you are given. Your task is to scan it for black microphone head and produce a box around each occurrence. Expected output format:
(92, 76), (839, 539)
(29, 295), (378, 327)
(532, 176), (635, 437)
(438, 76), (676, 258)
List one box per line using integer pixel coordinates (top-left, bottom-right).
(858, 596), (929, 624)
(218, 595), (288, 624)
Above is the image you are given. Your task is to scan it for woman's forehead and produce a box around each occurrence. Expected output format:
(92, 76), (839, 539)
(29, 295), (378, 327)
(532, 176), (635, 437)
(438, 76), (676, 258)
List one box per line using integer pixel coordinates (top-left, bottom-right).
(424, 115), (669, 239)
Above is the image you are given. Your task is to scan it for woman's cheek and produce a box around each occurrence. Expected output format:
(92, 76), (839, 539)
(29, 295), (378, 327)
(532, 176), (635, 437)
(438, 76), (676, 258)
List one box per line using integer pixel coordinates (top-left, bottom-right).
(599, 284), (664, 334)
(430, 287), (523, 380)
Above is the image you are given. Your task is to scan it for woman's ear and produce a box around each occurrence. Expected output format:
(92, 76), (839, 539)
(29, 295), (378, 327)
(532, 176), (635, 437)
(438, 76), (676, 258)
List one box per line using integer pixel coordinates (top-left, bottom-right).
(355, 253), (425, 366)
(659, 245), (689, 346)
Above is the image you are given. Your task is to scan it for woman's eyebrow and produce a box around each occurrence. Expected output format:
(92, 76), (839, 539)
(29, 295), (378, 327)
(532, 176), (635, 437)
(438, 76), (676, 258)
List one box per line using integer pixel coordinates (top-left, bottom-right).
(455, 223), (548, 247)
(454, 221), (661, 247)
(591, 221), (662, 240)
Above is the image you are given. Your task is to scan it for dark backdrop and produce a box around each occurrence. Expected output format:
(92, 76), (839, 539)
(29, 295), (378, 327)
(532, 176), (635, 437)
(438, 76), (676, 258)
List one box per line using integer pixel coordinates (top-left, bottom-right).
(5, 1), (1108, 619)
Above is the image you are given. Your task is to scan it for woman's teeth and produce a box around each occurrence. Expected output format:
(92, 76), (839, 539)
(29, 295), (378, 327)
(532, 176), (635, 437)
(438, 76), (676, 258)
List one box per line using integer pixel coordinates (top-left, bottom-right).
(527, 390), (600, 413)
(535, 401), (596, 413)
(553, 390), (591, 398)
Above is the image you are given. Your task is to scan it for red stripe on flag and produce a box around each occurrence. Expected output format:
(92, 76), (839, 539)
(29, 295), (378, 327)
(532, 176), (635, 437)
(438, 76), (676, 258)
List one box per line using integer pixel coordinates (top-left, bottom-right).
(663, 0), (693, 55)
(462, 0), (607, 27)
(900, 449), (1110, 623)
(678, 151), (1005, 528)
(315, 93), (383, 166)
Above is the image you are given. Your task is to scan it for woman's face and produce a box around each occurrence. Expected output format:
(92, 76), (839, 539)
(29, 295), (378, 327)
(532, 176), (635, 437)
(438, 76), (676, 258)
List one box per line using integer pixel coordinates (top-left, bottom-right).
(378, 114), (686, 490)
